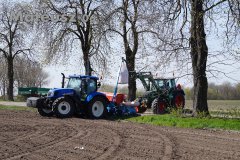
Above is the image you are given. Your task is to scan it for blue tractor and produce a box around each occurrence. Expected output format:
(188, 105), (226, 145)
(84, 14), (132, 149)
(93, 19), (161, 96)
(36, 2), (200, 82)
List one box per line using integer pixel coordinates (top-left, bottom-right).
(27, 74), (110, 119)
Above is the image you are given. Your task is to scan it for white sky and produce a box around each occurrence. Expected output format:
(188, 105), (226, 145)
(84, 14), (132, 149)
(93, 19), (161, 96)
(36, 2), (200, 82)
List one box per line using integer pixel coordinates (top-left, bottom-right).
(3, 0), (240, 90)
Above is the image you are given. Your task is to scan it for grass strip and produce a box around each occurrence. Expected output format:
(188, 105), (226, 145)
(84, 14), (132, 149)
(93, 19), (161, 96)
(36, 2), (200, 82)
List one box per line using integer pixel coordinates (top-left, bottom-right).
(1, 104), (240, 131)
(0, 105), (36, 112)
(126, 114), (240, 131)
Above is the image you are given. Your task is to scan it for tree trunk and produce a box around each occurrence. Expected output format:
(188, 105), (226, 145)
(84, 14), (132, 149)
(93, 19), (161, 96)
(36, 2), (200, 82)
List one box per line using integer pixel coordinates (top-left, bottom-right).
(126, 48), (136, 101)
(190, 0), (209, 116)
(3, 80), (6, 100)
(7, 57), (14, 101)
(83, 51), (92, 76)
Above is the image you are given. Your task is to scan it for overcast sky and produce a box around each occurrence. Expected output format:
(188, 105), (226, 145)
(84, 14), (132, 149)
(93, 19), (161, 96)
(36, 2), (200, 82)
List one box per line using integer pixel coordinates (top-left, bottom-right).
(4, 0), (240, 90)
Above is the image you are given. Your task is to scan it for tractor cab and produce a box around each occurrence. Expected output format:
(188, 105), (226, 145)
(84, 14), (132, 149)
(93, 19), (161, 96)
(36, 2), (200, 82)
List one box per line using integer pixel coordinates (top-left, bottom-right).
(154, 78), (176, 90)
(66, 75), (98, 95)
(46, 75), (100, 100)
(135, 72), (177, 92)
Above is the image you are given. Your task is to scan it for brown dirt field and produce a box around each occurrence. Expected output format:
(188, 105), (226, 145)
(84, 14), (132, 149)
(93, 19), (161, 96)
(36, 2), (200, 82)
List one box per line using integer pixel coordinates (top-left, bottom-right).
(0, 110), (240, 160)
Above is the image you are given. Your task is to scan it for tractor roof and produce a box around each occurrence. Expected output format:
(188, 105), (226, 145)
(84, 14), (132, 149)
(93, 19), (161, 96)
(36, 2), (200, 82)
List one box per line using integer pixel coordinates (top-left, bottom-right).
(154, 77), (175, 80)
(68, 75), (99, 80)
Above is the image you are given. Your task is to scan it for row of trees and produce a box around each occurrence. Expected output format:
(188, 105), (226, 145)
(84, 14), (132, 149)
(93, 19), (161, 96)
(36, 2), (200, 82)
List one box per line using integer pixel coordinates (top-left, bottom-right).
(185, 82), (240, 100)
(0, 0), (240, 116)
(0, 56), (48, 99)
(0, 2), (48, 100)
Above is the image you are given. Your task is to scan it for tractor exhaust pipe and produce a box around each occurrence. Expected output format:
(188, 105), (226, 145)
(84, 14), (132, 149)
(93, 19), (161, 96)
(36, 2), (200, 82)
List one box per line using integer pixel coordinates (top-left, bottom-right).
(61, 73), (65, 88)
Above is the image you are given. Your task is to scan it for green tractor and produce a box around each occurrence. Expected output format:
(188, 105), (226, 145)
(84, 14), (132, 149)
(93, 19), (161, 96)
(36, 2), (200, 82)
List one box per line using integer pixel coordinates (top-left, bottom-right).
(135, 72), (185, 114)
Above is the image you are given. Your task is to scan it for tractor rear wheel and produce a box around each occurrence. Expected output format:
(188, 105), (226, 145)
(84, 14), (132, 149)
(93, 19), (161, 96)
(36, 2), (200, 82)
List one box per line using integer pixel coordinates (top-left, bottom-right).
(151, 98), (166, 114)
(173, 93), (185, 109)
(53, 97), (75, 118)
(88, 97), (107, 119)
(37, 107), (54, 117)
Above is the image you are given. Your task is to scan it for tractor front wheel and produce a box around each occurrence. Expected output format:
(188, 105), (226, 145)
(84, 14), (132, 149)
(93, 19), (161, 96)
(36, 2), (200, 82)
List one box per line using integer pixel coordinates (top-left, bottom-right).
(136, 105), (147, 113)
(37, 107), (54, 117)
(88, 97), (107, 119)
(151, 98), (166, 114)
(53, 97), (75, 118)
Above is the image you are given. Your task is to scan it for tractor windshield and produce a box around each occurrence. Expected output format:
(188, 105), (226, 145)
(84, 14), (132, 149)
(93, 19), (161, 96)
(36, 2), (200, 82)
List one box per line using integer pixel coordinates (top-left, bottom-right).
(154, 79), (164, 89)
(154, 79), (176, 90)
(67, 78), (81, 89)
(81, 78), (97, 94)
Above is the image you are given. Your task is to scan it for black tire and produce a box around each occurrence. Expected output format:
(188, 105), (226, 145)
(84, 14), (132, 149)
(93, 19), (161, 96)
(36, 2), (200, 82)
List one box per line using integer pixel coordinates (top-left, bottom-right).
(136, 105), (147, 113)
(142, 91), (153, 108)
(173, 93), (185, 109)
(88, 96), (108, 119)
(37, 107), (54, 117)
(135, 97), (147, 113)
(151, 98), (166, 114)
(53, 97), (75, 118)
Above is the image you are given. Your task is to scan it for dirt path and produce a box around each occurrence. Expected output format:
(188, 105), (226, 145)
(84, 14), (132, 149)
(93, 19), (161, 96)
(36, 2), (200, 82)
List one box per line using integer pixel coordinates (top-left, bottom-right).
(0, 110), (240, 160)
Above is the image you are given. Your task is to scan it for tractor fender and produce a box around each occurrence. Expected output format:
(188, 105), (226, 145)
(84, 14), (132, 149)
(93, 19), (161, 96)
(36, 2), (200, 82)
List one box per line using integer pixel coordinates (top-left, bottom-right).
(63, 94), (83, 107)
(85, 92), (109, 103)
(63, 94), (75, 102)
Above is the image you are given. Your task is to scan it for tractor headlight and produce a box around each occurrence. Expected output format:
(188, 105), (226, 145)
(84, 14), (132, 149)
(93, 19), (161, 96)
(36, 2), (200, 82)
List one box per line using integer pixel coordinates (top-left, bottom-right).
(47, 91), (55, 97)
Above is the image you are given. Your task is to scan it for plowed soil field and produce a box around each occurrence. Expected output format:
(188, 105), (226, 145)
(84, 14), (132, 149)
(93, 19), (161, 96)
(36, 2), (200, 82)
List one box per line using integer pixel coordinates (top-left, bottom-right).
(1, 110), (240, 160)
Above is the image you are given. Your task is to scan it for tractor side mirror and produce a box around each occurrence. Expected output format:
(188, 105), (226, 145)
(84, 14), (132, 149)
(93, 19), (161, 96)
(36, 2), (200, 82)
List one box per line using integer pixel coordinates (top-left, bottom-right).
(97, 82), (101, 88)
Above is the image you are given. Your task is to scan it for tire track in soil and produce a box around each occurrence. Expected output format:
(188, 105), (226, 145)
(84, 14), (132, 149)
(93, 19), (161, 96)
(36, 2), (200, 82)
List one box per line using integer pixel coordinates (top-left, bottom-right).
(140, 125), (176, 160)
(175, 134), (240, 158)
(1, 117), (112, 160)
(35, 121), (124, 160)
(91, 121), (175, 160)
(149, 126), (240, 160)
(93, 127), (122, 160)
(127, 124), (176, 160)
(1, 110), (240, 160)
(2, 121), (80, 160)
(0, 124), (37, 143)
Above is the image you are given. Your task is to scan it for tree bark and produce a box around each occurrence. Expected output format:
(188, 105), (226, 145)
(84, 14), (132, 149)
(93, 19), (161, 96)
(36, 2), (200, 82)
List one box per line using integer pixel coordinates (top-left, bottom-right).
(126, 48), (136, 101)
(7, 57), (14, 101)
(83, 51), (92, 76)
(190, 0), (209, 116)
(121, 0), (139, 101)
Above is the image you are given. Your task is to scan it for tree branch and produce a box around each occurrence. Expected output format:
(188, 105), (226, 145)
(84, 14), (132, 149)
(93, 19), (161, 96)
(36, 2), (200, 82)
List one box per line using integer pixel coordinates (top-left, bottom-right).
(0, 48), (8, 58)
(13, 49), (31, 58)
(204, 0), (227, 13)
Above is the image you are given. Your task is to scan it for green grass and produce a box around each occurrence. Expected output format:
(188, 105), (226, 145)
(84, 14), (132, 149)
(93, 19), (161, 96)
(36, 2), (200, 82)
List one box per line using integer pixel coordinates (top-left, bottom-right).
(126, 114), (240, 131)
(0, 105), (36, 112)
(1, 102), (240, 131)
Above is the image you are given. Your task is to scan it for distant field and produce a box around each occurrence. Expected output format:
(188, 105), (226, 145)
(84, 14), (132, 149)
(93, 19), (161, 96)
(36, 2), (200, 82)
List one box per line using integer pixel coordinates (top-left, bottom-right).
(185, 100), (240, 111)
(185, 100), (240, 118)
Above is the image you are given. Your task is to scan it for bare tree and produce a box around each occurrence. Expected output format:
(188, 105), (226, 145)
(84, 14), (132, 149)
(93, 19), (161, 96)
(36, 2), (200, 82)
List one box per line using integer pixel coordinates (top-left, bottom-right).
(106, 0), (167, 101)
(38, 0), (112, 76)
(0, 2), (33, 100)
(0, 57), (7, 99)
(151, 0), (240, 116)
(14, 57), (49, 88)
